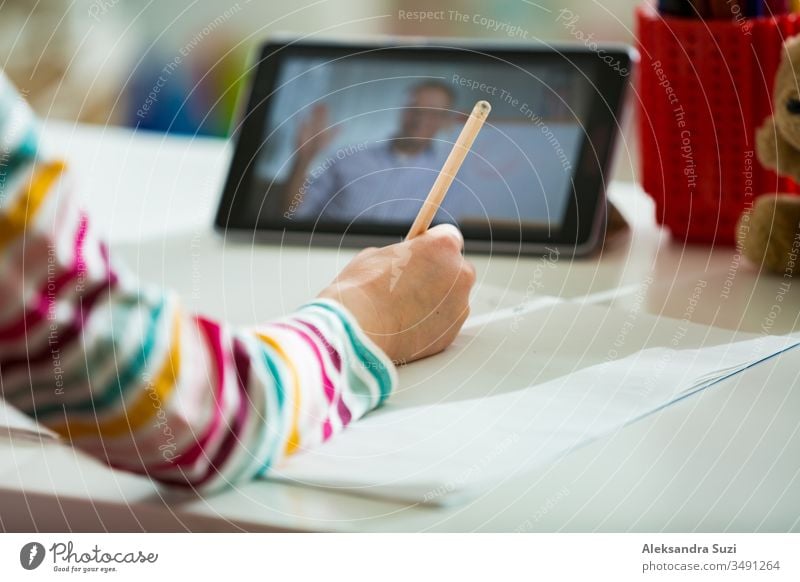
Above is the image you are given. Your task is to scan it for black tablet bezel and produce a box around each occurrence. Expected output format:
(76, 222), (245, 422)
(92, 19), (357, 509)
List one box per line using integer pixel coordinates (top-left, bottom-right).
(215, 37), (634, 255)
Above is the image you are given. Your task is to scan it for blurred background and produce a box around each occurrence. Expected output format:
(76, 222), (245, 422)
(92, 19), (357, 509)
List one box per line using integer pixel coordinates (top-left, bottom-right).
(0, 0), (637, 137)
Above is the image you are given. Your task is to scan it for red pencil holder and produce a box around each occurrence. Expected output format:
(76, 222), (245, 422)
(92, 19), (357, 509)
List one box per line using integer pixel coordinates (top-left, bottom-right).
(636, 4), (800, 244)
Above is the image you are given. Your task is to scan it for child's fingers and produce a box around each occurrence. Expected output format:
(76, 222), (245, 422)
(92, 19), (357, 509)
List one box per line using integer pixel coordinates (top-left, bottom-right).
(422, 223), (464, 251)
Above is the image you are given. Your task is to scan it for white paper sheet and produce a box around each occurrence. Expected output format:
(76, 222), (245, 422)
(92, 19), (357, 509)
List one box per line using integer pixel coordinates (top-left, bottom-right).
(0, 398), (59, 443)
(271, 300), (800, 505)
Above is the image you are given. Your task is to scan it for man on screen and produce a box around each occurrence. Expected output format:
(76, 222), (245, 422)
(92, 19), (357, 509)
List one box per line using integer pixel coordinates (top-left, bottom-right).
(285, 80), (460, 224)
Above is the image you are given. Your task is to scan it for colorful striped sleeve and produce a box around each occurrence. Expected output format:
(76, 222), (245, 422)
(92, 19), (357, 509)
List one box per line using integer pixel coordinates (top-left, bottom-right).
(0, 72), (397, 491)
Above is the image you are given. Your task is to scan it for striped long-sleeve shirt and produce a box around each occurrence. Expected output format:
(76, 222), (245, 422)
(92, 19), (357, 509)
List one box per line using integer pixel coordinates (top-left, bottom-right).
(0, 73), (397, 491)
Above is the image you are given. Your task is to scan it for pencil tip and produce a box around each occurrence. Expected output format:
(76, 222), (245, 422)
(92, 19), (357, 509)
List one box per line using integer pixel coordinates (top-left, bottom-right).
(474, 100), (491, 118)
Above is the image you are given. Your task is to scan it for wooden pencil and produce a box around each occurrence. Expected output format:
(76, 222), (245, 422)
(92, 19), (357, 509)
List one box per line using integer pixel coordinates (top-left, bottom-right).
(406, 100), (491, 240)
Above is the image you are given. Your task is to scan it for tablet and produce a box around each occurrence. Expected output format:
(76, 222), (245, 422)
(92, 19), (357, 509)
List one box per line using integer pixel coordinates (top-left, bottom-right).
(215, 37), (635, 255)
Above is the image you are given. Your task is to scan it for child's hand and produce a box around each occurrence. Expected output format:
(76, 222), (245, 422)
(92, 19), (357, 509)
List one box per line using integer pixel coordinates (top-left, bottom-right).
(318, 224), (475, 364)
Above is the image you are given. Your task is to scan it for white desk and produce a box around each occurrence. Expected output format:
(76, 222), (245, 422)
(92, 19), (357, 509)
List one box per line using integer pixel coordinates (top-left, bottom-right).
(1, 121), (798, 532)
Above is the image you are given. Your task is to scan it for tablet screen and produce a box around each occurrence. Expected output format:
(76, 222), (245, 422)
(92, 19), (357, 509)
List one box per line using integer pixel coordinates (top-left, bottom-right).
(246, 50), (597, 236)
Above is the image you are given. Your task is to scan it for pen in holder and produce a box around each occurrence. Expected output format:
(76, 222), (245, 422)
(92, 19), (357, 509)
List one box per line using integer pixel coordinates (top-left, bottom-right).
(636, 4), (800, 244)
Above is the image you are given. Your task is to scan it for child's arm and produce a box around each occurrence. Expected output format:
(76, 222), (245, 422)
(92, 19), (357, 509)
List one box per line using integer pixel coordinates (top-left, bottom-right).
(0, 74), (397, 491)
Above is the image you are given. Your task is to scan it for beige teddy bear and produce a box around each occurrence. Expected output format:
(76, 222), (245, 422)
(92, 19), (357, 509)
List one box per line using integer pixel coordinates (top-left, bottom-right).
(739, 37), (800, 274)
